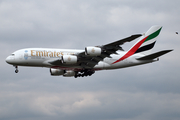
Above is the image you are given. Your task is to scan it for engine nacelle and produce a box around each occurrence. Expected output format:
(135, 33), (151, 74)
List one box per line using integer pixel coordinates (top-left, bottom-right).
(63, 70), (75, 77)
(85, 46), (102, 56)
(50, 68), (64, 76)
(61, 55), (77, 64)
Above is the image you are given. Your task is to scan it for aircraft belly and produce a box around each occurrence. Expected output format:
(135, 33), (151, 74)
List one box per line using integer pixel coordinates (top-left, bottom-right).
(94, 62), (104, 69)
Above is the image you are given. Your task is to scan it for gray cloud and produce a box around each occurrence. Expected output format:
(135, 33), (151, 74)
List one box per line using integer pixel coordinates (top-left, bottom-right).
(1, 0), (180, 120)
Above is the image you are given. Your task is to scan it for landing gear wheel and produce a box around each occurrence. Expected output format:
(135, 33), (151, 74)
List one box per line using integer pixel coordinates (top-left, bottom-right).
(74, 69), (95, 78)
(15, 69), (19, 73)
(14, 66), (19, 73)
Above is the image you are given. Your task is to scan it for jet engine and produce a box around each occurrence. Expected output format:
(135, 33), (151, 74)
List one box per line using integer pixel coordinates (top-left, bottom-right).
(61, 55), (77, 64)
(63, 70), (76, 77)
(50, 68), (64, 76)
(85, 46), (102, 56)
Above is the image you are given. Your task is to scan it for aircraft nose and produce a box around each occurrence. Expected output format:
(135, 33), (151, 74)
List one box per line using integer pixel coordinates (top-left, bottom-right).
(6, 56), (15, 64)
(6, 56), (11, 63)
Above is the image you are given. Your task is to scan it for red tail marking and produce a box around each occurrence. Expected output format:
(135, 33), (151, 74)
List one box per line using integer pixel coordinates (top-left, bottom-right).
(112, 36), (148, 64)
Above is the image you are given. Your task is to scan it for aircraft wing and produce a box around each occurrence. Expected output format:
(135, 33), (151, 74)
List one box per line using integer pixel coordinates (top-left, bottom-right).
(103, 34), (142, 49)
(49, 34), (142, 68)
(76, 34), (142, 68)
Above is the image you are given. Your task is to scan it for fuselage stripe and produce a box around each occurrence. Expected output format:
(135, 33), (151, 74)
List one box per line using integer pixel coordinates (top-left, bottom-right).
(112, 36), (148, 64)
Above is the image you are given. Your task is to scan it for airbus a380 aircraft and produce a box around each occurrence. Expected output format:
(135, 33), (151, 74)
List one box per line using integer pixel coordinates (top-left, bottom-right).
(6, 26), (172, 78)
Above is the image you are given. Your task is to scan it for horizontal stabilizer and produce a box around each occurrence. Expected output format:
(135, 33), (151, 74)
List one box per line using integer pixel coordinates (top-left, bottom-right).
(137, 50), (173, 60)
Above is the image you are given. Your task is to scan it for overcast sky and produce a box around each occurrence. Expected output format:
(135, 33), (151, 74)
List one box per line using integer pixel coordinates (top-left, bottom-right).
(1, 0), (180, 120)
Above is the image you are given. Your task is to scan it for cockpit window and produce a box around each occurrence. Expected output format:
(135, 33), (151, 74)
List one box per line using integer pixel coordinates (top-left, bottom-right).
(11, 54), (15, 56)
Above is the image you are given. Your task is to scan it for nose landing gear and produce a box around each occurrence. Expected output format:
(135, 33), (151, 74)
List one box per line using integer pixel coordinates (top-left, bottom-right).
(14, 66), (19, 73)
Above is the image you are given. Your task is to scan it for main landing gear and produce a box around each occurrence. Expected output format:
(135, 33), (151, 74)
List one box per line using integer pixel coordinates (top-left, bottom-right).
(14, 66), (19, 73)
(74, 69), (95, 78)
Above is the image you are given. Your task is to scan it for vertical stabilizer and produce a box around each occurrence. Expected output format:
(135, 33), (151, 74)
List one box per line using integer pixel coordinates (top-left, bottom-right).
(134, 25), (162, 55)
(112, 26), (163, 64)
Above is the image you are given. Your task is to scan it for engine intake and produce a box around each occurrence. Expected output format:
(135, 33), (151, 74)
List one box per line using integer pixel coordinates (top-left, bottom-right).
(50, 68), (64, 76)
(85, 46), (102, 56)
(61, 55), (77, 64)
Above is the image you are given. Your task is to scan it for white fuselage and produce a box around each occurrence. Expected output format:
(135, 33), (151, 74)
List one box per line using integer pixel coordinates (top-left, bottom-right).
(5, 26), (171, 77)
(6, 48), (155, 71)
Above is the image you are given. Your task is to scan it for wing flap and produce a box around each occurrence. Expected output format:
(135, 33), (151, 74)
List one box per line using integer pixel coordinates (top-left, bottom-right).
(136, 50), (173, 60)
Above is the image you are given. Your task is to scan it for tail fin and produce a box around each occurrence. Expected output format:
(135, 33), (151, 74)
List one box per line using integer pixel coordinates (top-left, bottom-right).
(133, 25), (162, 55)
(112, 26), (163, 64)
